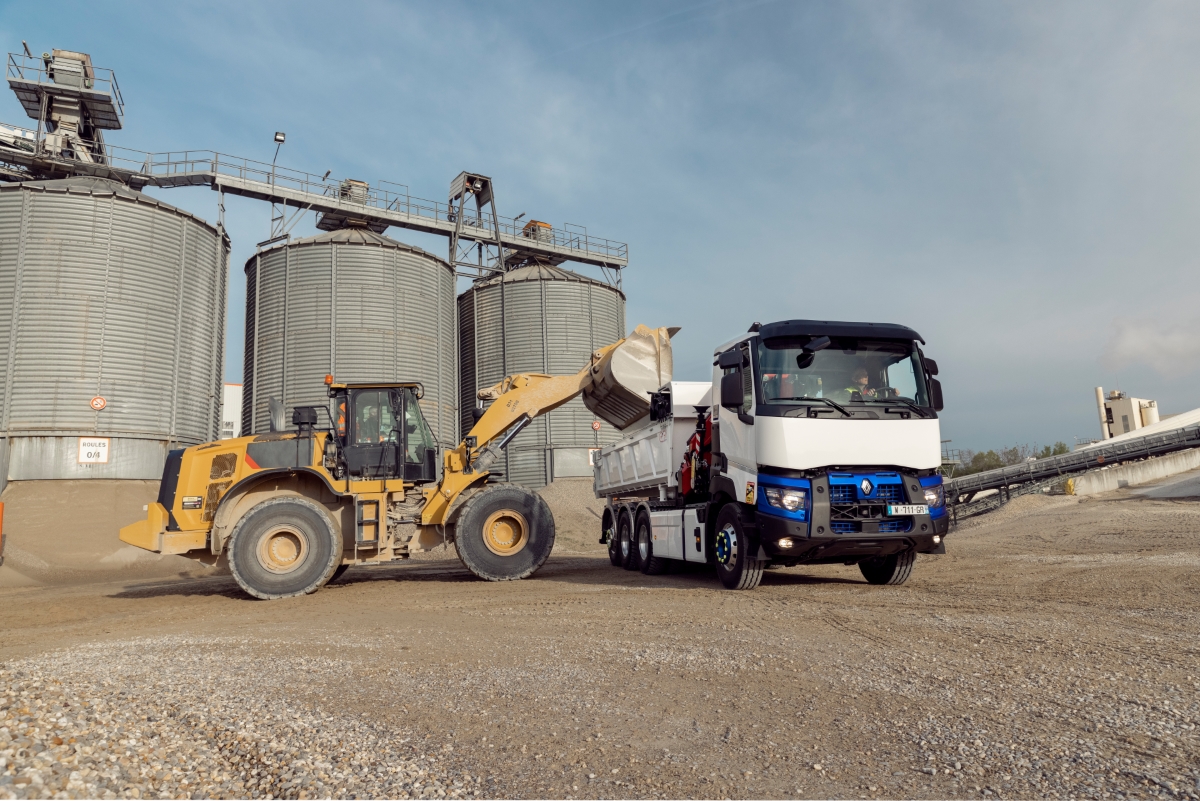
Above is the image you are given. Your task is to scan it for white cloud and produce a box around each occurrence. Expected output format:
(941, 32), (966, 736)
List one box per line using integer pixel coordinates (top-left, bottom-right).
(1105, 319), (1200, 376)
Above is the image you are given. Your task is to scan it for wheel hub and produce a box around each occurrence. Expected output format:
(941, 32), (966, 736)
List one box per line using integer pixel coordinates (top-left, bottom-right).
(482, 509), (529, 556)
(715, 524), (738, 565)
(257, 527), (308, 574)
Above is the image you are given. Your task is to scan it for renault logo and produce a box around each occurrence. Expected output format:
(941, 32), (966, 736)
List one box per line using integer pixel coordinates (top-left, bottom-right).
(860, 478), (873, 495)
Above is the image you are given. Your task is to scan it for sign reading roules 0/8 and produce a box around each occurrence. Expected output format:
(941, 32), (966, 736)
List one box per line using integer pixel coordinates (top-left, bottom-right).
(78, 437), (111, 464)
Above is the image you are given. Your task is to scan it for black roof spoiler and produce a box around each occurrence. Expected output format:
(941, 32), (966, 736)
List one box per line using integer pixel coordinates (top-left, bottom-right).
(757, 319), (924, 344)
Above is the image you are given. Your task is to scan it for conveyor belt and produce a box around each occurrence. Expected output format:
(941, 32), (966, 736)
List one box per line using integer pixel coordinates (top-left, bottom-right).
(946, 425), (1200, 517)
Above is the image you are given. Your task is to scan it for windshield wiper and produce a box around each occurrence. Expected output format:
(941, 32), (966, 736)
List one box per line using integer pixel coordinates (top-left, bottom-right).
(773, 396), (851, 417)
(866, 398), (931, 418)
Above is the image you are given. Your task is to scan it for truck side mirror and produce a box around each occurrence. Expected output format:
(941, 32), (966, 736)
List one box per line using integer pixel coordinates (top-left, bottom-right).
(930, 378), (944, 412)
(717, 349), (743, 369)
(720, 370), (743, 409)
(924, 358), (939, 377)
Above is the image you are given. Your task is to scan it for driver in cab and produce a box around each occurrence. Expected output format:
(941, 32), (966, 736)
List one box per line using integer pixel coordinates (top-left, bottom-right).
(842, 367), (877, 401)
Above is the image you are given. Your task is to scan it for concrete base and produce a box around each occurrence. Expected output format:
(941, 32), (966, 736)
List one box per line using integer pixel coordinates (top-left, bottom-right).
(1069, 448), (1200, 496)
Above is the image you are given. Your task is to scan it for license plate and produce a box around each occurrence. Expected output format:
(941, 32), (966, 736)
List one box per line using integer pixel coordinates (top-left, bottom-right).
(887, 504), (928, 516)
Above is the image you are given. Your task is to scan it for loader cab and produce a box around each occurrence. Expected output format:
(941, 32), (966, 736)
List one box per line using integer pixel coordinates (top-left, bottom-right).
(329, 383), (438, 483)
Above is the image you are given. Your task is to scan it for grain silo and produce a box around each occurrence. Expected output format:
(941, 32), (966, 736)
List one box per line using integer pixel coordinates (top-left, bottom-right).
(458, 263), (626, 487)
(242, 228), (457, 447)
(0, 176), (229, 491)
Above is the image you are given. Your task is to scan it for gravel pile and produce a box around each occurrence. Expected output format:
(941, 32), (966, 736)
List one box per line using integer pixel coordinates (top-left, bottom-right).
(0, 640), (484, 800)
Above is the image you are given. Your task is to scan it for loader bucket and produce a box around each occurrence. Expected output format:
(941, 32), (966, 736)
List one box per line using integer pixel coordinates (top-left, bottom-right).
(583, 324), (678, 429)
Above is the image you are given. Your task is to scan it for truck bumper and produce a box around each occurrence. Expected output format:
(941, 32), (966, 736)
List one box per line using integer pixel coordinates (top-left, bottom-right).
(756, 511), (947, 562)
(119, 503), (208, 555)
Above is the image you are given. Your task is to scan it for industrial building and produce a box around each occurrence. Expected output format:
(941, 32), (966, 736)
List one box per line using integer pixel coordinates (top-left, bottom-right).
(0, 44), (630, 495)
(1094, 387), (1160, 440)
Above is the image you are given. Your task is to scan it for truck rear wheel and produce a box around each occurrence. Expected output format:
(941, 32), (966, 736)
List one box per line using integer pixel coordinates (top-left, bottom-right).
(619, 508), (641, 571)
(454, 484), (555, 581)
(604, 509), (622, 566)
(713, 504), (765, 590)
(227, 497), (341, 600)
(859, 550), (915, 585)
(637, 510), (666, 575)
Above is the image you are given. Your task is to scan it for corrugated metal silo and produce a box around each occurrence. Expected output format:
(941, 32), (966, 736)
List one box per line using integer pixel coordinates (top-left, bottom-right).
(242, 228), (457, 447)
(0, 177), (229, 489)
(458, 263), (626, 488)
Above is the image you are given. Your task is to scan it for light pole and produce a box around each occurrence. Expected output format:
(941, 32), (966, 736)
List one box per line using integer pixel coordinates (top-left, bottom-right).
(269, 131), (286, 240)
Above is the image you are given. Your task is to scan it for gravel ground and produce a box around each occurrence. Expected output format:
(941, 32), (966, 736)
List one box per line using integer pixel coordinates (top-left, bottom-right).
(2, 484), (1199, 799)
(0, 640), (481, 800)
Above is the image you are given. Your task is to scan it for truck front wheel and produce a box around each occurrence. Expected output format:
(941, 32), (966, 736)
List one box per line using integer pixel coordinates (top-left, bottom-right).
(454, 484), (555, 581)
(859, 550), (915, 585)
(227, 497), (342, 600)
(713, 504), (765, 590)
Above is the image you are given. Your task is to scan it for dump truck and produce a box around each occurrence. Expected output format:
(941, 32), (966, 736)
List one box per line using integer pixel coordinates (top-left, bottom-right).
(120, 325), (675, 599)
(593, 319), (948, 590)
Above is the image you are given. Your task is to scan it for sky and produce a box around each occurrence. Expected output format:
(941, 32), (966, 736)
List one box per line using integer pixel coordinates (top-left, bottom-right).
(3, 1), (1199, 452)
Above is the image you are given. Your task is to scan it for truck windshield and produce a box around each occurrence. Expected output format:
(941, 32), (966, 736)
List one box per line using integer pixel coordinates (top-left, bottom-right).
(756, 336), (930, 408)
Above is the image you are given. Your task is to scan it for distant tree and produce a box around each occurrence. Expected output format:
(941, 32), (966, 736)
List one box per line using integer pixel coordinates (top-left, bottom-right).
(951, 441), (1070, 477)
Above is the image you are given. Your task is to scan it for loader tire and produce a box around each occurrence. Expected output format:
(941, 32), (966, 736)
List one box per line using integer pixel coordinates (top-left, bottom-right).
(455, 484), (555, 581)
(859, 550), (915, 585)
(713, 504), (765, 590)
(637, 510), (666, 575)
(227, 497), (341, 600)
(329, 564), (351, 583)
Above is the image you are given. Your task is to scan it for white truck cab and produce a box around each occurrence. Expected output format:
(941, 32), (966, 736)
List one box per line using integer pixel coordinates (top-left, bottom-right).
(594, 319), (948, 590)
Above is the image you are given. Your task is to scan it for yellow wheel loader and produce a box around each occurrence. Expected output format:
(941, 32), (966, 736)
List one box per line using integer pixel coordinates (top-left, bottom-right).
(120, 325), (675, 599)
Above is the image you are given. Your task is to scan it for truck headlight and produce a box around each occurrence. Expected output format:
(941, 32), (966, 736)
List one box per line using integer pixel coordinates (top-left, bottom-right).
(923, 485), (945, 509)
(764, 487), (807, 512)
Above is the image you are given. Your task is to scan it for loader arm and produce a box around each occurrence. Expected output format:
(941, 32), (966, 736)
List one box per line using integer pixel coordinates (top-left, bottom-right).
(420, 344), (618, 526)
(421, 324), (676, 526)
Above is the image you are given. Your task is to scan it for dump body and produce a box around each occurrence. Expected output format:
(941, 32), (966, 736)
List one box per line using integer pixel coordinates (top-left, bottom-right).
(593, 381), (710, 498)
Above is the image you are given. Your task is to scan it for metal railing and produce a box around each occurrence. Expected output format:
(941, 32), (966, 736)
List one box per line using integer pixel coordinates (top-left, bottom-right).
(0, 121), (629, 266)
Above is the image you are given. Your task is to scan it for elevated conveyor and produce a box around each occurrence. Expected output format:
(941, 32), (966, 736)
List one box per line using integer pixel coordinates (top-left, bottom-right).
(946, 425), (1200, 520)
(0, 121), (628, 271)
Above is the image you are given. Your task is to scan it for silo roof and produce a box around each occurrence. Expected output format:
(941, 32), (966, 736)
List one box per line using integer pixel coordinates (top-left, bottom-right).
(249, 227), (451, 270)
(473, 262), (626, 299)
(3, 176), (223, 234)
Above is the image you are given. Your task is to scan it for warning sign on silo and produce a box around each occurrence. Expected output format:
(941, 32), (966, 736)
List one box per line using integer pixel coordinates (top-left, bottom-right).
(78, 437), (111, 464)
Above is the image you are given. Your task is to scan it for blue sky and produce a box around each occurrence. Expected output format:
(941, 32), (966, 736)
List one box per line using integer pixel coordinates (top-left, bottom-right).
(3, 1), (1199, 451)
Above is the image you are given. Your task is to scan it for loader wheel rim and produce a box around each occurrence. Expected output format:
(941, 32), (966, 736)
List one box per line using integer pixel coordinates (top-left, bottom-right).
(257, 526), (308, 574)
(482, 509), (529, 556)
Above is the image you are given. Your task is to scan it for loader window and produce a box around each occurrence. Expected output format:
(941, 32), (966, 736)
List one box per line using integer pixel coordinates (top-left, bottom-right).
(402, 389), (436, 463)
(354, 391), (399, 445)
